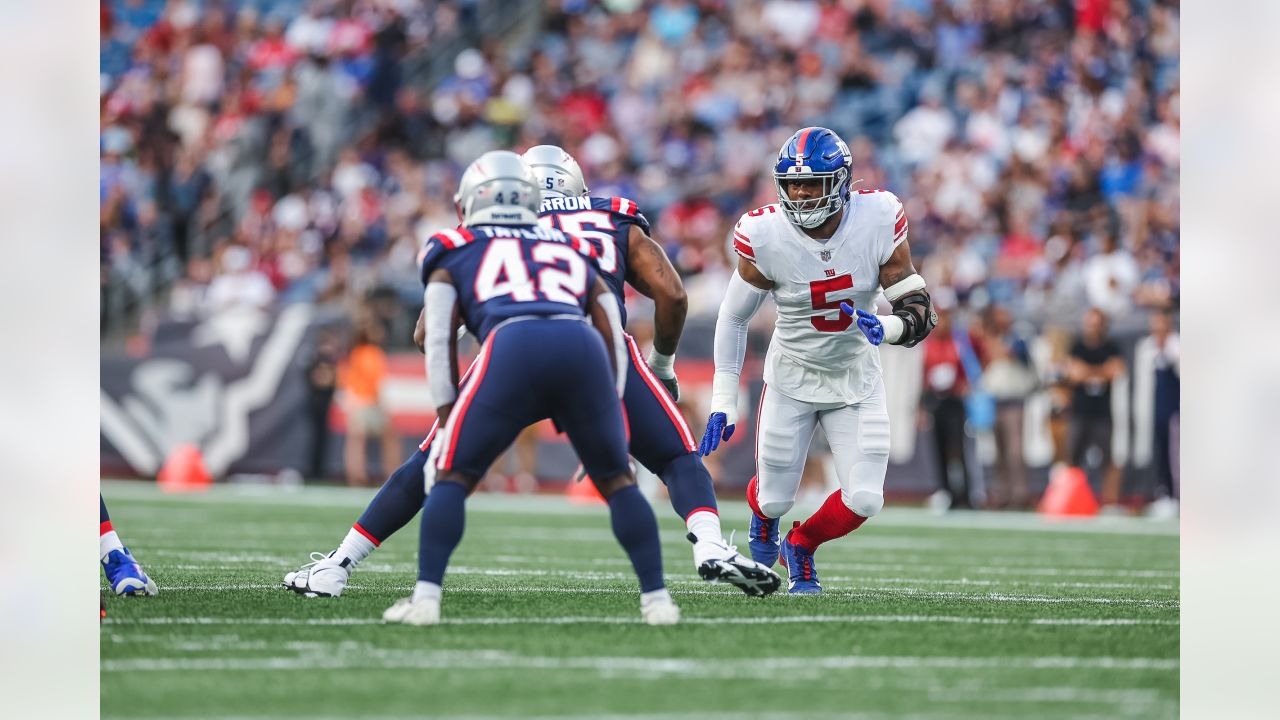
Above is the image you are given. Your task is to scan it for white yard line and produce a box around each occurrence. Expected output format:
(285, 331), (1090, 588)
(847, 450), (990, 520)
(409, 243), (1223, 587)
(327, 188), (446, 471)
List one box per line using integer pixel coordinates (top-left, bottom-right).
(101, 481), (1179, 537)
(145, 581), (1178, 606)
(115, 704), (1168, 720)
(100, 649), (1179, 675)
(105, 614), (1177, 628)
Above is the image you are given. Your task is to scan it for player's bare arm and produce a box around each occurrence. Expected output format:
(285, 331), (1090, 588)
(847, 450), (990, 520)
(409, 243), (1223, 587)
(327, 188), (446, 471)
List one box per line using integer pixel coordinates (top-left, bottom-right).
(625, 226), (688, 355)
(625, 225), (689, 398)
(736, 253), (776, 291)
(414, 308), (426, 353)
(845, 238), (937, 348)
(878, 240), (918, 290)
(586, 275), (628, 398)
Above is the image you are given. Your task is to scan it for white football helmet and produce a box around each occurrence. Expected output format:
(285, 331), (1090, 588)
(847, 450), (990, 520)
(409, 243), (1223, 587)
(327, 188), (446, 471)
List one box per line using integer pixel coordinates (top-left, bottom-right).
(454, 150), (541, 226)
(521, 145), (589, 198)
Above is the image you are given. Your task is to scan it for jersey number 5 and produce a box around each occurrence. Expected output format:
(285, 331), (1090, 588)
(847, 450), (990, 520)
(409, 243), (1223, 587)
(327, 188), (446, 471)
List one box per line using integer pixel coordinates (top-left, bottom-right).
(475, 239), (588, 306)
(809, 275), (853, 332)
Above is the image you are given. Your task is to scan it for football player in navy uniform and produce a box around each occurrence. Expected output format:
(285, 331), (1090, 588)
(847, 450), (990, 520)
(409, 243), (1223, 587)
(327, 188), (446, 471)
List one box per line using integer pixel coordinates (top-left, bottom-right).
(525, 145), (777, 593)
(381, 151), (679, 625)
(285, 150), (779, 600)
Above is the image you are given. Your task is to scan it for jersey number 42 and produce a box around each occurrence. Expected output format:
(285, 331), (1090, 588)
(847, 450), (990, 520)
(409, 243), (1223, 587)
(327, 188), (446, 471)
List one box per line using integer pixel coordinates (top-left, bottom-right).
(474, 239), (588, 306)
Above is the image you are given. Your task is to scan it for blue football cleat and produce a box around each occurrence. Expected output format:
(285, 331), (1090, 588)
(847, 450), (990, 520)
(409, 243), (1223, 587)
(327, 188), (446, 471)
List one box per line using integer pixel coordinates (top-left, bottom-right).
(779, 522), (821, 594)
(748, 511), (780, 567)
(102, 548), (157, 597)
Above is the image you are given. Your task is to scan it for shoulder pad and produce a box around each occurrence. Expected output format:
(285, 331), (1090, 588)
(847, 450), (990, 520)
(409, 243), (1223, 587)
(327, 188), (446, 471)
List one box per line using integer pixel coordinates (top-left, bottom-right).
(732, 205), (782, 262)
(419, 227), (478, 284)
(597, 196), (651, 234)
(855, 189), (907, 246)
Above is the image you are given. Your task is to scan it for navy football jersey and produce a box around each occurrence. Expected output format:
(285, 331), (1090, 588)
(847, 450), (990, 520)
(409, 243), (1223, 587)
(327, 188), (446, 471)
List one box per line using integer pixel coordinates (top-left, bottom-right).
(537, 195), (650, 325)
(420, 224), (600, 341)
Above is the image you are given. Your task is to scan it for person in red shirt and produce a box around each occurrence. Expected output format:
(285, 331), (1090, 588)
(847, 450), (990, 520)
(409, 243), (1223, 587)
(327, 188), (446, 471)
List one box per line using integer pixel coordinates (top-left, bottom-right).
(921, 302), (972, 510)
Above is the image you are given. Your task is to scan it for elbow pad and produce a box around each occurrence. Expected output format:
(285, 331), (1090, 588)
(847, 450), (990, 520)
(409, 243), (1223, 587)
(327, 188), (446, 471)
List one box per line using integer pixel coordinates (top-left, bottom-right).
(882, 274), (936, 348)
(890, 290), (937, 348)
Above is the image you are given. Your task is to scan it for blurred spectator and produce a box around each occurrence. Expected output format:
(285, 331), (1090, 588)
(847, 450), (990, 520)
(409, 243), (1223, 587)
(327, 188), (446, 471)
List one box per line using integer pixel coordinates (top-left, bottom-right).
(1067, 308), (1126, 509)
(205, 245), (275, 312)
(921, 302), (972, 511)
(1084, 233), (1140, 319)
(1138, 309), (1180, 517)
(306, 329), (340, 481)
(340, 320), (399, 487)
(1036, 326), (1076, 468)
(978, 305), (1037, 509)
(99, 0), (1180, 349)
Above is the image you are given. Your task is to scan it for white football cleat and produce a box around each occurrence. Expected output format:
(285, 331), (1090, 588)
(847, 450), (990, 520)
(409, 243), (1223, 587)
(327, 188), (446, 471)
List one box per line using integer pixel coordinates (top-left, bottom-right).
(640, 596), (681, 626)
(690, 533), (781, 597)
(383, 596), (441, 625)
(1145, 496), (1179, 520)
(283, 551), (352, 597)
(927, 489), (952, 515)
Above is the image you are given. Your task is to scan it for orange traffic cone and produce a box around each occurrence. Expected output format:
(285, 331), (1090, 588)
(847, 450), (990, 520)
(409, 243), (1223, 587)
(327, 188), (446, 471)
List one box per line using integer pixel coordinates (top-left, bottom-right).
(565, 465), (605, 505)
(157, 443), (212, 493)
(1037, 465), (1099, 518)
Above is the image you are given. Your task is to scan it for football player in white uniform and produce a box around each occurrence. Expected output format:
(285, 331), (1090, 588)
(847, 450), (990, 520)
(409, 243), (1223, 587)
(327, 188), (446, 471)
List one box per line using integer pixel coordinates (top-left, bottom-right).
(699, 126), (937, 593)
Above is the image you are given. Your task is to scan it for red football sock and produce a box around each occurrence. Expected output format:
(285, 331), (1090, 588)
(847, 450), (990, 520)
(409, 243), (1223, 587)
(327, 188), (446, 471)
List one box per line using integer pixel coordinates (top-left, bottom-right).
(790, 490), (867, 553)
(746, 476), (768, 520)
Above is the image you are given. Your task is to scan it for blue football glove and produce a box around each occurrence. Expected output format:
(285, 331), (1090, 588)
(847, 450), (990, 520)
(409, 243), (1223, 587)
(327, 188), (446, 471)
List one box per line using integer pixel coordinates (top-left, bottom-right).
(841, 302), (884, 346)
(699, 411), (736, 456)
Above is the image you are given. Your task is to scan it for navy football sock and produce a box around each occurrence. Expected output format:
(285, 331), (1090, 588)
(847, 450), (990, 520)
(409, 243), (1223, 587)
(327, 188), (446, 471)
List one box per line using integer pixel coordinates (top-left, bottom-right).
(661, 452), (718, 519)
(100, 494), (110, 524)
(418, 480), (468, 585)
(606, 484), (665, 592)
(356, 449), (429, 542)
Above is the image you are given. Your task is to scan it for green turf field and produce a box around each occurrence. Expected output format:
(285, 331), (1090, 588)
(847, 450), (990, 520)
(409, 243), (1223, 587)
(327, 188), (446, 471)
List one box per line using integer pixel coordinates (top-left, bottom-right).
(100, 481), (1179, 719)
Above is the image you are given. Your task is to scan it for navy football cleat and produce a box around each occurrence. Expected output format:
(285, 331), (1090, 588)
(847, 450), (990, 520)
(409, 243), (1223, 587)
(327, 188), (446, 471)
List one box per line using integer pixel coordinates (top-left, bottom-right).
(102, 548), (157, 597)
(779, 522), (821, 594)
(748, 511), (780, 567)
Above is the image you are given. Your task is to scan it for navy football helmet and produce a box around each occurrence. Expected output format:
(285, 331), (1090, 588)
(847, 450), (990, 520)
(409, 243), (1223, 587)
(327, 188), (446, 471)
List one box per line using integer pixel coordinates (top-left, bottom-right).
(773, 127), (854, 229)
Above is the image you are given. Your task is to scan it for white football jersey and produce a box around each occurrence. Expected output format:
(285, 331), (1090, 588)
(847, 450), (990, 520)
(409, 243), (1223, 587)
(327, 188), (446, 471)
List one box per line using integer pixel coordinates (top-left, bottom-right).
(732, 190), (908, 404)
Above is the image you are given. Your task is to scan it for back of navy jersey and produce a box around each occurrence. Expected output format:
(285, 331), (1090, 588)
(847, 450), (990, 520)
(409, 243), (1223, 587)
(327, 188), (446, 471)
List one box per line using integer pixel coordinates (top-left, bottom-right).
(537, 195), (650, 325)
(420, 224), (600, 340)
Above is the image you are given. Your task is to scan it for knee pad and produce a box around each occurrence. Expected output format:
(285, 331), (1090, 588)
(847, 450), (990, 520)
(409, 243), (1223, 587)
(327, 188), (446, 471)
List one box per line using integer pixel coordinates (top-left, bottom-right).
(843, 488), (883, 518)
(759, 499), (794, 518)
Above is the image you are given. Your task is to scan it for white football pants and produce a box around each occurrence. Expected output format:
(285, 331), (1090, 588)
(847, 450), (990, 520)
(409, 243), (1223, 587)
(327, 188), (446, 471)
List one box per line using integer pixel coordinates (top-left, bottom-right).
(754, 378), (890, 520)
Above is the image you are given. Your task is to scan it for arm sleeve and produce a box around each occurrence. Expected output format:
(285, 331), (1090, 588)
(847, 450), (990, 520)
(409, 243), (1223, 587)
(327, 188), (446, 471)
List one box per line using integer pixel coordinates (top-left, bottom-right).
(714, 271), (768, 376)
(710, 271), (768, 418)
(423, 282), (458, 408)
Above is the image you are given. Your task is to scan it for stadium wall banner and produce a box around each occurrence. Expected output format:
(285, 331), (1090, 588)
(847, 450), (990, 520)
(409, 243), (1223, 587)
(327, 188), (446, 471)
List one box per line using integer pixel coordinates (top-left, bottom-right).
(101, 305), (314, 478)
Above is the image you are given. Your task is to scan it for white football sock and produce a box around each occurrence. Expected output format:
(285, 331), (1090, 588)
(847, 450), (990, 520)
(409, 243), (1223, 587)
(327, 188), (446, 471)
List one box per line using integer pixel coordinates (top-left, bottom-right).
(100, 530), (123, 561)
(685, 509), (722, 545)
(412, 581), (442, 604)
(640, 587), (672, 608)
(335, 527), (377, 565)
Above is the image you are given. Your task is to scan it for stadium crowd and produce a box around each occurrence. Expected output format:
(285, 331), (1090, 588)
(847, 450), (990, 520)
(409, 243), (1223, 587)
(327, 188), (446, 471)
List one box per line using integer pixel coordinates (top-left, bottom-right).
(100, 0), (1179, 507)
